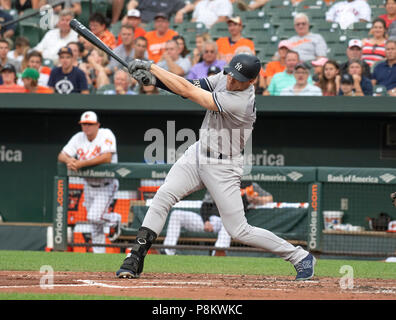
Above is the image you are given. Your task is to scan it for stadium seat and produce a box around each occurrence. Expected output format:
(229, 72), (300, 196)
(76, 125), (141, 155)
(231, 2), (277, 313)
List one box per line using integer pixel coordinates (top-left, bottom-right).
(177, 21), (208, 35)
(310, 20), (339, 34)
(209, 22), (229, 40)
(373, 85), (388, 96)
(78, 0), (109, 26)
(295, 0), (327, 11)
(42, 58), (54, 69)
(275, 20), (296, 39)
(368, 0), (386, 8)
(18, 23), (43, 47)
(110, 21), (122, 37)
(327, 43), (347, 62)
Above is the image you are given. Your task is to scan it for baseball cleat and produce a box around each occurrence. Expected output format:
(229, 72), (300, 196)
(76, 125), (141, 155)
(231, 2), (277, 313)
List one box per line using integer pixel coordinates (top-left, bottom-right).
(116, 269), (140, 279)
(294, 253), (316, 281)
(116, 253), (143, 279)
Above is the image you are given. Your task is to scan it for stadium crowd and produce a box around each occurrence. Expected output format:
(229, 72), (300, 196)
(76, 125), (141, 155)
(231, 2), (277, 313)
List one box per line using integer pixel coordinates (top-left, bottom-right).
(0, 0), (396, 96)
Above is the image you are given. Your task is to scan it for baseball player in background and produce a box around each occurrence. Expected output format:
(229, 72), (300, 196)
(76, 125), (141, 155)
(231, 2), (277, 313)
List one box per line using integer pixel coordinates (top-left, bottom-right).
(58, 111), (120, 253)
(116, 53), (316, 280)
(163, 182), (273, 256)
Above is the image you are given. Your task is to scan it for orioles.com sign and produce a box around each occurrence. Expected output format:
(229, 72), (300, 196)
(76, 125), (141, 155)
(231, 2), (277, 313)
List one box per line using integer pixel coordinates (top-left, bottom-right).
(54, 178), (65, 246)
(308, 183), (320, 250)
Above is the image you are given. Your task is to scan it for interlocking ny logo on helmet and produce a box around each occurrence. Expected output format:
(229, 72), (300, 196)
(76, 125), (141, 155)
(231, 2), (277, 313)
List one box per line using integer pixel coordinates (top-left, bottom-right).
(224, 53), (261, 82)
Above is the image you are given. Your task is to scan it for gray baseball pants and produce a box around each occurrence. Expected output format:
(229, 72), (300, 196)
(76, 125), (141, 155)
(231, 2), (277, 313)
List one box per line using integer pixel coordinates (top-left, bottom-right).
(142, 142), (308, 265)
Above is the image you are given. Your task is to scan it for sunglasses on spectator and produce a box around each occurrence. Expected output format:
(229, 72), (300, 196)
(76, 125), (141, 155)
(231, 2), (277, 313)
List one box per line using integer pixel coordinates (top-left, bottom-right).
(204, 50), (216, 53)
(295, 22), (307, 26)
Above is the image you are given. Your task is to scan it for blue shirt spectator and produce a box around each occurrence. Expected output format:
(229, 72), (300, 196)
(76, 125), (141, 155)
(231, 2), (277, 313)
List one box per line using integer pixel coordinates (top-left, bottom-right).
(0, 9), (17, 40)
(372, 40), (396, 96)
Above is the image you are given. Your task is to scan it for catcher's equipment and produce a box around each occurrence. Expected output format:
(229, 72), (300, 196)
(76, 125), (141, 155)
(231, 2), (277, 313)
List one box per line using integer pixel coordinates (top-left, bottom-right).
(128, 59), (153, 74)
(132, 69), (156, 86)
(391, 192), (396, 207)
(116, 227), (157, 278)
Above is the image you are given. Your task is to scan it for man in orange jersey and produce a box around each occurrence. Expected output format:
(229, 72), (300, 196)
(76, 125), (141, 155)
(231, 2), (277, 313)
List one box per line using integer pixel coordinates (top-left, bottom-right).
(216, 16), (255, 63)
(144, 12), (178, 63)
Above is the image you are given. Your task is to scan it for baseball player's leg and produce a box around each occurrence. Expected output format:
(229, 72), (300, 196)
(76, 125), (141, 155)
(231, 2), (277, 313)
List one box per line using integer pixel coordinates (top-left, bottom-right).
(117, 143), (205, 278)
(163, 210), (204, 255)
(201, 162), (308, 265)
(210, 216), (231, 256)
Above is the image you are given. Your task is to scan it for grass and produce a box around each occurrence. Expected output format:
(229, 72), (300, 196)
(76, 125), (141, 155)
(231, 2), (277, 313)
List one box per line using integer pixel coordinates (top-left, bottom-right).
(0, 250), (395, 279)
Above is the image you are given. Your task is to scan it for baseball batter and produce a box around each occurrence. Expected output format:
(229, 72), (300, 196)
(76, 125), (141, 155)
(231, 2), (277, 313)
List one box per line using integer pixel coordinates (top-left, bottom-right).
(116, 53), (316, 280)
(58, 111), (120, 253)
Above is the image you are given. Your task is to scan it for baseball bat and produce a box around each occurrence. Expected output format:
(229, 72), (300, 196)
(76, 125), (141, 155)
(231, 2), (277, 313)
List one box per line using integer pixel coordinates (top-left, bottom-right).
(69, 19), (150, 85)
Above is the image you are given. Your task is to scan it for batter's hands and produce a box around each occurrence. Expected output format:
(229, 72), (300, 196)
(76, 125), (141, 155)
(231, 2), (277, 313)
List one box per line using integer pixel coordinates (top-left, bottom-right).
(132, 69), (157, 86)
(128, 59), (153, 74)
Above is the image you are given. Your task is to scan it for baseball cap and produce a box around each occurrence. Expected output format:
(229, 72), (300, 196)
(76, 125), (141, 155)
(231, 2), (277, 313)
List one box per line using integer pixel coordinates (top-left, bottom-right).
(294, 62), (311, 71)
(22, 68), (40, 80)
(79, 111), (98, 124)
(127, 9), (141, 18)
(223, 53), (261, 82)
(208, 65), (221, 75)
(278, 40), (291, 49)
(348, 39), (362, 49)
(340, 73), (353, 84)
(154, 12), (169, 20)
(1, 63), (16, 73)
(58, 46), (73, 56)
(311, 57), (328, 67)
(227, 16), (242, 25)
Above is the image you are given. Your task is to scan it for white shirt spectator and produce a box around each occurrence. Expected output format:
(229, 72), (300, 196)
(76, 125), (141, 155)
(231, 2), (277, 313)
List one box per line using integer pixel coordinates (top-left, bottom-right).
(192, 0), (233, 29)
(326, 0), (371, 29)
(34, 28), (78, 63)
(280, 83), (323, 96)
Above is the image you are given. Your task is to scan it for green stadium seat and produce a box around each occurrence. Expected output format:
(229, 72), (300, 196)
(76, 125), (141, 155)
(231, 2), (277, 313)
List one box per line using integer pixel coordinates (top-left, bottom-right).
(209, 22), (229, 40)
(42, 58), (54, 69)
(295, 0), (326, 11)
(177, 21), (208, 35)
(18, 23), (42, 47)
(368, 0), (386, 8)
(310, 20), (339, 33)
(77, 0), (109, 27)
(327, 43), (347, 62)
(110, 20), (122, 37)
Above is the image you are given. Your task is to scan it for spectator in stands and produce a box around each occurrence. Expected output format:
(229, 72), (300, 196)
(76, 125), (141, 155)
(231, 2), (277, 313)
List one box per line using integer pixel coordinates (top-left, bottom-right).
(173, 35), (190, 59)
(344, 59), (372, 96)
(145, 12), (178, 63)
(280, 62), (322, 96)
(78, 34), (95, 61)
(326, 0), (371, 29)
(134, 36), (149, 60)
(67, 41), (84, 67)
(316, 60), (340, 96)
(0, 39), (20, 72)
(117, 9), (146, 46)
(339, 39), (371, 78)
(372, 39), (396, 96)
(234, 0), (269, 11)
(34, 9), (78, 64)
(338, 73), (356, 96)
(98, 69), (137, 95)
(265, 50), (313, 96)
(216, 16), (255, 63)
(191, 0), (233, 29)
(162, 182), (273, 256)
(79, 48), (110, 92)
(89, 12), (116, 50)
(21, 68), (53, 93)
(186, 40), (226, 79)
(286, 13), (328, 63)
(48, 46), (89, 94)
(191, 32), (211, 66)
(157, 39), (191, 77)
(361, 18), (388, 68)
(0, 63), (25, 93)
(18, 50), (51, 87)
(139, 84), (159, 94)
(108, 24), (143, 74)
(14, 0), (40, 15)
(311, 57), (328, 83)
(7, 37), (30, 64)
(0, 8), (17, 42)
(126, 0), (188, 24)
(262, 40), (290, 89)
(378, 0), (396, 28)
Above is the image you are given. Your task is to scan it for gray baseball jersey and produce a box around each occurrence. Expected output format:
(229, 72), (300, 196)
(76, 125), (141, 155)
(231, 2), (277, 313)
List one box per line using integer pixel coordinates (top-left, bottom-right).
(200, 72), (256, 156)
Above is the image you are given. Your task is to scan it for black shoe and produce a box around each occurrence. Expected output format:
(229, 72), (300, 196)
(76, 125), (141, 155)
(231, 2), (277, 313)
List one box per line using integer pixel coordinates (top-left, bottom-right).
(116, 252), (144, 279)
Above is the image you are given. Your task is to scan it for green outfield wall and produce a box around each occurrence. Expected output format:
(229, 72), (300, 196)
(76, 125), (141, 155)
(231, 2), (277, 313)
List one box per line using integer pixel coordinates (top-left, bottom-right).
(1, 94), (396, 223)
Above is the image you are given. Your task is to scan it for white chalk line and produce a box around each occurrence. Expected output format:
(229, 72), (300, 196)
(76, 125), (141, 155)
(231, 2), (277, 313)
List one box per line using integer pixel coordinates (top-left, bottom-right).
(0, 279), (395, 295)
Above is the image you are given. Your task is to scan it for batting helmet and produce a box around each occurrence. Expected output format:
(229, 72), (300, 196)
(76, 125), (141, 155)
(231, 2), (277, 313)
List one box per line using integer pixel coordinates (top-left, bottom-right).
(223, 53), (261, 82)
